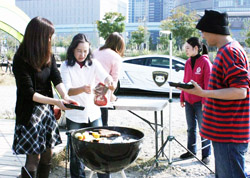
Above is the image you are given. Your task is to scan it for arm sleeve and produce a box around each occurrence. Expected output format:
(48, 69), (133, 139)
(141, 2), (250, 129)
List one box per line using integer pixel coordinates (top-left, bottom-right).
(50, 55), (62, 86)
(180, 62), (189, 102)
(60, 61), (72, 93)
(94, 60), (109, 83)
(223, 47), (250, 89)
(12, 57), (35, 101)
(202, 58), (212, 104)
(110, 56), (122, 84)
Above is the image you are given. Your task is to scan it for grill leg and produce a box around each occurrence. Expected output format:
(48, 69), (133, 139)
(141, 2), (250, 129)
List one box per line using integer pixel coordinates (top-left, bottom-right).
(121, 170), (126, 178)
(89, 171), (94, 178)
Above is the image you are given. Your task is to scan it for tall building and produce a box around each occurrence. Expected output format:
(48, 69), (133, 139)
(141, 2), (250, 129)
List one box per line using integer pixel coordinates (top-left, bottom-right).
(128, 0), (169, 48)
(15, 0), (128, 46)
(213, 0), (250, 12)
(129, 0), (168, 23)
(16, 0), (128, 24)
(163, 0), (175, 18)
(175, 0), (213, 12)
(175, 0), (250, 44)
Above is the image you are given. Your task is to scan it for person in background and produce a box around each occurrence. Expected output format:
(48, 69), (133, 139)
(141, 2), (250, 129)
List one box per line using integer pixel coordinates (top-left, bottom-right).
(12, 16), (75, 178)
(60, 33), (114, 178)
(93, 32), (125, 126)
(179, 10), (250, 178)
(179, 37), (212, 164)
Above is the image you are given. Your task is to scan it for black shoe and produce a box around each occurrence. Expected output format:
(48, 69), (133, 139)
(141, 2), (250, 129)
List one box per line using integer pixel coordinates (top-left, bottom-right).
(202, 156), (210, 165)
(180, 152), (195, 159)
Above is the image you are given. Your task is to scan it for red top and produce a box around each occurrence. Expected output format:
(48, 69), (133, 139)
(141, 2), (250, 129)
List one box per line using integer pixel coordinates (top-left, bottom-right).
(180, 54), (212, 104)
(200, 41), (250, 143)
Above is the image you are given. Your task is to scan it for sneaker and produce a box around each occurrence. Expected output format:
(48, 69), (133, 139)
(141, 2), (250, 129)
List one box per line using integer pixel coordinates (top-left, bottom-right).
(180, 152), (195, 159)
(202, 156), (210, 165)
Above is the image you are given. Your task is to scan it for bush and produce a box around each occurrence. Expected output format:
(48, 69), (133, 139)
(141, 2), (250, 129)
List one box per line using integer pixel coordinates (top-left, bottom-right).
(59, 52), (67, 61)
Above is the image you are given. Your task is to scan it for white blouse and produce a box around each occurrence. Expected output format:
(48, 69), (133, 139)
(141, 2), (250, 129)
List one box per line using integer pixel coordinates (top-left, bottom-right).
(60, 59), (108, 123)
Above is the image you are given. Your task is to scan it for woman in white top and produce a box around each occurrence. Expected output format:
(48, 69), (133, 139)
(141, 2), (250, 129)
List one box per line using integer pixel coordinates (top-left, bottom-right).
(60, 33), (113, 178)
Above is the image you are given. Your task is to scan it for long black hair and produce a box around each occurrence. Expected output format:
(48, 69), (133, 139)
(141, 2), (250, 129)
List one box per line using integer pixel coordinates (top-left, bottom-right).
(186, 37), (208, 55)
(15, 16), (54, 71)
(66, 33), (93, 66)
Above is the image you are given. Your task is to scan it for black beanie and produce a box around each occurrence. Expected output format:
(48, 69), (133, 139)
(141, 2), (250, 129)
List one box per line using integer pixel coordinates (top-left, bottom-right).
(196, 10), (230, 35)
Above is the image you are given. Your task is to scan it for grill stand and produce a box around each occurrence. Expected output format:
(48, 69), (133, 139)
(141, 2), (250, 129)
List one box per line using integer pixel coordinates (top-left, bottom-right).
(89, 170), (126, 178)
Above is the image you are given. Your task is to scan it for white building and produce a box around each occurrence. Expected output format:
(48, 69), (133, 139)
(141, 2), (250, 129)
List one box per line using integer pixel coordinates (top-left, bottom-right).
(15, 0), (128, 46)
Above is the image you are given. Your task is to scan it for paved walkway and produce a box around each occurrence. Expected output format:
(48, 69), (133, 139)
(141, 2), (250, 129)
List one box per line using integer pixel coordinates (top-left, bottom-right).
(0, 118), (67, 178)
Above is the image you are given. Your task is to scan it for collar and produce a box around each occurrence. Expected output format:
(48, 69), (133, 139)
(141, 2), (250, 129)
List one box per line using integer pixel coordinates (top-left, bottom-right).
(76, 60), (85, 68)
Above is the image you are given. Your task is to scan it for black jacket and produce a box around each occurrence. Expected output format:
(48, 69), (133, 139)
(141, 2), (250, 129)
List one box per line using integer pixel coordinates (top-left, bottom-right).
(12, 55), (62, 126)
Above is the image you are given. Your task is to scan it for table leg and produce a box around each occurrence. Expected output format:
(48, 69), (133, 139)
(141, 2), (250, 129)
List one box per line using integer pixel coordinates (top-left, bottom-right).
(154, 111), (158, 167)
(161, 110), (164, 157)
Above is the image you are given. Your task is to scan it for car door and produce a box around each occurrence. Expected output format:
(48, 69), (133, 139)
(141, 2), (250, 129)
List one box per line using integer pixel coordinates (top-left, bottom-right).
(119, 57), (151, 90)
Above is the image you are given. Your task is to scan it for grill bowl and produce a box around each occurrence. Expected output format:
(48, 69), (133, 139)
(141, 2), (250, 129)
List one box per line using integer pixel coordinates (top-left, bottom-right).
(71, 126), (144, 174)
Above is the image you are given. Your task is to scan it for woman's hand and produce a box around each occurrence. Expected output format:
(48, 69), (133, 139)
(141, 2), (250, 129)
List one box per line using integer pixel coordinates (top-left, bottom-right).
(177, 80), (204, 97)
(180, 102), (185, 107)
(82, 84), (91, 94)
(104, 76), (115, 91)
(56, 95), (79, 110)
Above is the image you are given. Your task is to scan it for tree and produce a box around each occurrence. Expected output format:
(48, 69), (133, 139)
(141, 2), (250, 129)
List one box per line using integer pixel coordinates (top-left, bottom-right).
(96, 12), (125, 40)
(246, 31), (250, 47)
(55, 35), (73, 48)
(244, 20), (250, 47)
(160, 6), (199, 49)
(131, 25), (149, 49)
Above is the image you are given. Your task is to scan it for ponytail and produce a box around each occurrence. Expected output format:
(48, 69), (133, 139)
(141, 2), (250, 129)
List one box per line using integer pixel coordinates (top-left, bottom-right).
(186, 37), (209, 55)
(202, 44), (208, 55)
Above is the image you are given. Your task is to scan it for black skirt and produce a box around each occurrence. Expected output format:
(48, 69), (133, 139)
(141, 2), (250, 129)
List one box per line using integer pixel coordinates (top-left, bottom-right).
(12, 104), (62, 155)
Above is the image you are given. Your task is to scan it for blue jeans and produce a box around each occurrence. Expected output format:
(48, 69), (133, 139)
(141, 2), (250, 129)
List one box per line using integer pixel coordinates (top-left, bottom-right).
(185, 101), (211, 157)
(212, 141), (248, 178)
(66, 118), (110, 178)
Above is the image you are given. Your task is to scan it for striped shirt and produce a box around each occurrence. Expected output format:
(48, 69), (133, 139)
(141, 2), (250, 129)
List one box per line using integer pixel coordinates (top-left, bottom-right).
(200, 41), (250, 143)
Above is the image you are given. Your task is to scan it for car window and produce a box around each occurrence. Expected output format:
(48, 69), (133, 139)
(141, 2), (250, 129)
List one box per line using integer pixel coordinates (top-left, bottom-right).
(123, 58), (146, 66)
(148, 57), (183, 69)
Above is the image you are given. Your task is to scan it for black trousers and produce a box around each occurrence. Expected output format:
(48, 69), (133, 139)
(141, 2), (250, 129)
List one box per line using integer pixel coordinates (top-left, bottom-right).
(101, 108), (108, 126)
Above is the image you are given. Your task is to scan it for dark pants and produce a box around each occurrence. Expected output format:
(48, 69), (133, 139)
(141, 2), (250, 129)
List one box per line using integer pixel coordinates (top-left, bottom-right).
(213, 141), (248, 178)
(101, 108), (108, 126)
(185, 101), (211, 157)
(66, 118), (110, 178)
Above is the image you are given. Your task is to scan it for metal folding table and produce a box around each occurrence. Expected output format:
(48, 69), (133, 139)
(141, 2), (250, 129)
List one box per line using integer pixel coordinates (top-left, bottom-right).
(110, 95), (168, 159)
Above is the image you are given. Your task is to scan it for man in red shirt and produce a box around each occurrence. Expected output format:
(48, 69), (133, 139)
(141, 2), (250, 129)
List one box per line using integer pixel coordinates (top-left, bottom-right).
(179, 10), (250, 178)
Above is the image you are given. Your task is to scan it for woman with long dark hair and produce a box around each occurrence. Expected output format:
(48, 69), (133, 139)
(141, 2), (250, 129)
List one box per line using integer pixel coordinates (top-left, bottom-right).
(60, 33), (113, 178)
(12, 16), (75, 178)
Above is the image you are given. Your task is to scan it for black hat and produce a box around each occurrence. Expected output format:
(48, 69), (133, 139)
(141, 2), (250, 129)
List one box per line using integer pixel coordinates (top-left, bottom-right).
(196, 10), (230, 35)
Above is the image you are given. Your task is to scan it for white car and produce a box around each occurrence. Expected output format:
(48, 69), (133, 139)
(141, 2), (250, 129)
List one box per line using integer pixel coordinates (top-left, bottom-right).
(117, 55), (186, 93)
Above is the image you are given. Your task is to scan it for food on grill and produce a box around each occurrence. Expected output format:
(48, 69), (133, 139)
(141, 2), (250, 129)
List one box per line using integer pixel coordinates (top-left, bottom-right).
(92, 132), (100, 138)
(98, 129), (121, 137)
(74, 129), (137, 143)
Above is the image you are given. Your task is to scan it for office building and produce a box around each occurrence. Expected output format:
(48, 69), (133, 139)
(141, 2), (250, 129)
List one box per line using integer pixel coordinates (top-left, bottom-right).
(15, 0), (128, 46)
(128, 0), (170, 48)
(175, 0), (250, 44)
